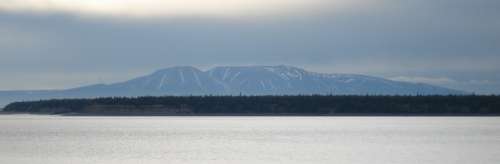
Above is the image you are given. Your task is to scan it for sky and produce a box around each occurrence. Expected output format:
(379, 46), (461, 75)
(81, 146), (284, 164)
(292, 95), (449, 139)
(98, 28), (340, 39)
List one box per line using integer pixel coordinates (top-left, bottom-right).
(0, 0), (499, 94)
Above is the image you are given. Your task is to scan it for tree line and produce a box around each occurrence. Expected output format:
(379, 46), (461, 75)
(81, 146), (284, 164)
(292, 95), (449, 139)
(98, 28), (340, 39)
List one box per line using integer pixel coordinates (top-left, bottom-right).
(3, 95), (500, 115)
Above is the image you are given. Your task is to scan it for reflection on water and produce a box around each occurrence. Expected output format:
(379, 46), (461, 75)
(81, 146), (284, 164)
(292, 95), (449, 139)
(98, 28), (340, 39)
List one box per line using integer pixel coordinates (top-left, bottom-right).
(1, 115), (499, 164)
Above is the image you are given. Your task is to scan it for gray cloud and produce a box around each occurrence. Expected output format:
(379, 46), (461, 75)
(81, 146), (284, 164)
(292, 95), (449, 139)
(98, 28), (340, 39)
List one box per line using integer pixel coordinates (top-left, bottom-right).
(0, 0), (499, 93)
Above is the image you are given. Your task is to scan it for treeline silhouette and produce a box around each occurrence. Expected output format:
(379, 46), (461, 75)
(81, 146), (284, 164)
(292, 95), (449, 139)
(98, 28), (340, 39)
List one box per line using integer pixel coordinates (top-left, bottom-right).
(3, 95), (500, 115)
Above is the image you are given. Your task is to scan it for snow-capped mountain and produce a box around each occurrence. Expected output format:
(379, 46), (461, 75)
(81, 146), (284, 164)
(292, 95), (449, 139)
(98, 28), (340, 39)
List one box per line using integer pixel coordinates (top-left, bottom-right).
(109, 66), (226, 95)
(0, 65), (466, 107)
(207, 65), (463, 95)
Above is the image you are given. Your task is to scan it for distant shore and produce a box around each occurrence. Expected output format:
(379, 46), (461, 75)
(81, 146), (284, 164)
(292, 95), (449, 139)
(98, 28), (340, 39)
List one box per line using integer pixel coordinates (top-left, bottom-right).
(2, 111), (499, 117)
(4, 95), (500, 116)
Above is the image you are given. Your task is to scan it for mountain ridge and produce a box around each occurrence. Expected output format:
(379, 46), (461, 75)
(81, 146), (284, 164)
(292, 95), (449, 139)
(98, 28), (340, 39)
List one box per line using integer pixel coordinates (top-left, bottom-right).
(0, 65), (467, 107)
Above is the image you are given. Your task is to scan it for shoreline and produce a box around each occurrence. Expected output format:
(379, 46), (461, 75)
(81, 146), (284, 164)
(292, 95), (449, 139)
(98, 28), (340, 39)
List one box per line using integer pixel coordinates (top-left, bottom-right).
(2, 111), (499, 117)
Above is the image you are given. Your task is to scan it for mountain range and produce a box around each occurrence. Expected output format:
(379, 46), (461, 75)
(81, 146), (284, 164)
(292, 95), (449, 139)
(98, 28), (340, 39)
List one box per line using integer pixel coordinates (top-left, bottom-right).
(0, 65), (466, 107)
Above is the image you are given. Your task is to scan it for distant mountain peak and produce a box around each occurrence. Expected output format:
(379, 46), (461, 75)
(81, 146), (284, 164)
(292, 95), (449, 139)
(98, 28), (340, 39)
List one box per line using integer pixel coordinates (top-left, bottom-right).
(0, 65), (467, 107)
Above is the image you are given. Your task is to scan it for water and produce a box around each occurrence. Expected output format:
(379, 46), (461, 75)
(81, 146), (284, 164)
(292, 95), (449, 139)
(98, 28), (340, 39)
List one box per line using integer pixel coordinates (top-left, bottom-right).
(0, 115), (499, 164)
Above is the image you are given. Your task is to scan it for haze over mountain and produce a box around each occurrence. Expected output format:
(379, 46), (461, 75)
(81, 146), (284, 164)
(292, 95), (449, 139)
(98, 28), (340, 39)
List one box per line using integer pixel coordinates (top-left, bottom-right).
(0, 66), (466, 107)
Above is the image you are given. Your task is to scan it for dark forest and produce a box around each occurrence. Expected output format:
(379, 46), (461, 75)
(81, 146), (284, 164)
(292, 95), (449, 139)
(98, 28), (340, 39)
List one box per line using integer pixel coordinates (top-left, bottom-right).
(4, 95), (500, 115)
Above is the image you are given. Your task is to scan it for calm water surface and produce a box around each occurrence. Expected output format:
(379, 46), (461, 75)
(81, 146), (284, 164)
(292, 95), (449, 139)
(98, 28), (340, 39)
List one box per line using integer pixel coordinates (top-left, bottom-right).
(0, 115), (499, 164)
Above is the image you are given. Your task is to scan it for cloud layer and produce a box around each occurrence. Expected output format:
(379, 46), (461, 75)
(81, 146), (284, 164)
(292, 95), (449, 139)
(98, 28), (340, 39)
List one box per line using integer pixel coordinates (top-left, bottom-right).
(0, 0), (368, 18)
(0, 0), (499, 94)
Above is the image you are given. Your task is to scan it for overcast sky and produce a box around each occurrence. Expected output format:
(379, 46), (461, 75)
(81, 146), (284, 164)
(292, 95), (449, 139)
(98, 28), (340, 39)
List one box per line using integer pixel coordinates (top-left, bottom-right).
(1, 0), (499, 94)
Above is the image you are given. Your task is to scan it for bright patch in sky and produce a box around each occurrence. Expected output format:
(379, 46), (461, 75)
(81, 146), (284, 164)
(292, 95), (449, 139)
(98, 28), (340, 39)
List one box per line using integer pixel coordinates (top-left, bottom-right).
(0, 0), (359, 18)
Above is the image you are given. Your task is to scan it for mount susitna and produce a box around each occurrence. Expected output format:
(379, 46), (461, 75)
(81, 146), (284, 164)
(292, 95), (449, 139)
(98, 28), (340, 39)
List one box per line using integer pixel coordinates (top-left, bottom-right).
(0, 65), (465, 107)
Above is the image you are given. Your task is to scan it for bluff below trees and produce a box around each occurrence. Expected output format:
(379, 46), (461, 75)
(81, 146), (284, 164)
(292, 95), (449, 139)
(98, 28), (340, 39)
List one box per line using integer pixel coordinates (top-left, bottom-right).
(3, 96), (500, 116)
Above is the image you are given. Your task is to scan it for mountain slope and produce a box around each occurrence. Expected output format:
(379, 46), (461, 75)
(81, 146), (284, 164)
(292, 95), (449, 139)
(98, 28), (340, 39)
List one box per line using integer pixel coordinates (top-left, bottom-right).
(0, 65), (466, 107)
(207, 65), (464, 95)
(106, 66), (226, 95)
